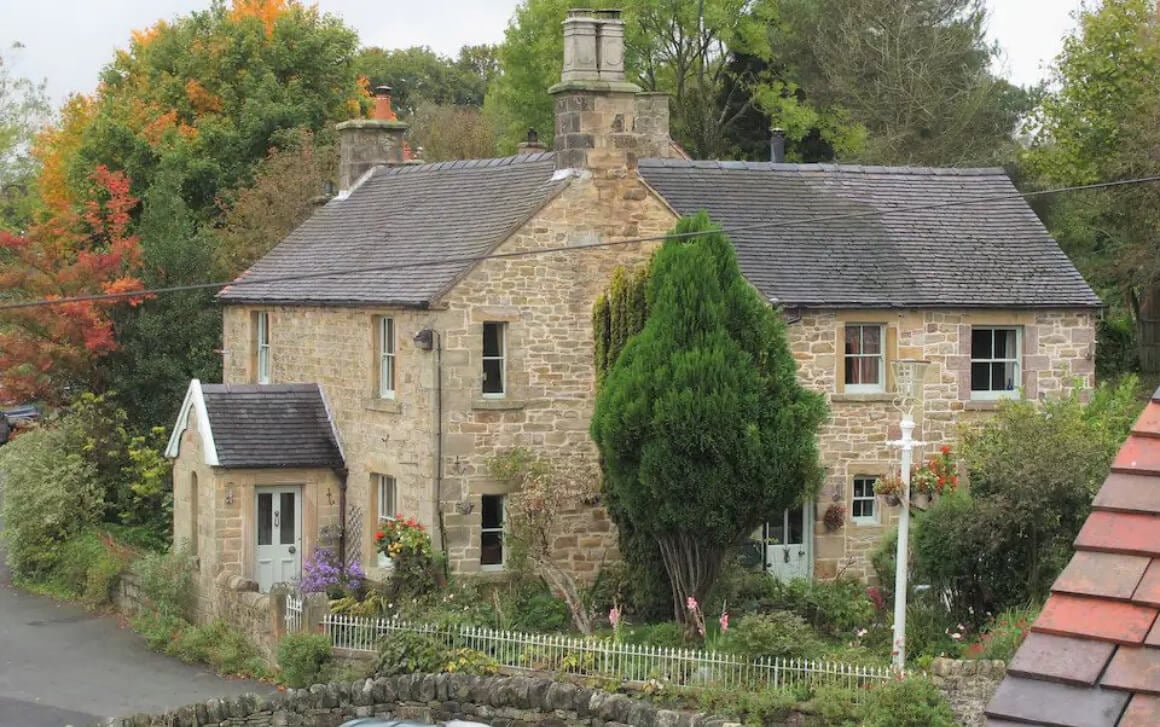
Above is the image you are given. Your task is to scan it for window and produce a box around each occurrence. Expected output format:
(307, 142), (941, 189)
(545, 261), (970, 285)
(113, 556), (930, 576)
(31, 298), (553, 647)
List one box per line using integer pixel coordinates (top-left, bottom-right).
(480, 494), (505, 569)
(482, 322), (506, 397)
(255, 311), (271, 384)
(378, 317), (396, 398)
(844, 324), (885, 392)
(375, 474), (397, 568)
(189, 472), (199, 558)
(851, 476), (877, 524)
(971, 327), (1021, 400)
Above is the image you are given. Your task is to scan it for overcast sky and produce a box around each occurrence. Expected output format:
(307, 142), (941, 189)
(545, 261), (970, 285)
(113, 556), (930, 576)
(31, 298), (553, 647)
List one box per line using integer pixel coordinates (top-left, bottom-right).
(4, 0), (1086, 106)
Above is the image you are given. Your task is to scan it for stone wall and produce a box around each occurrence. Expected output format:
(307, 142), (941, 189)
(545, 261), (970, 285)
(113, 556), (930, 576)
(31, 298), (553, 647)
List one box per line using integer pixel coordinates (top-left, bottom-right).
(99, 674), (732, 727)
(928, 657), (1007, 727)
(790, 307), (1096, 581)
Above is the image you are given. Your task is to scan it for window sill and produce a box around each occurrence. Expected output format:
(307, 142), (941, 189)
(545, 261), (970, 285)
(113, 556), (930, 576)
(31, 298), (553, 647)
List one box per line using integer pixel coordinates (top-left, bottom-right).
(832, 392), (894, 403)
(851, 519), (882, 528)
(364, 398), (402, 414)
(472, 399), (526, 411)
(964, 400), (1010, 411)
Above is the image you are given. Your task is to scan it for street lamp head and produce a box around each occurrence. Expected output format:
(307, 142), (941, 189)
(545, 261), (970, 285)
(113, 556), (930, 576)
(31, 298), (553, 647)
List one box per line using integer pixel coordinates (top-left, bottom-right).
(891, 359), (931, 420)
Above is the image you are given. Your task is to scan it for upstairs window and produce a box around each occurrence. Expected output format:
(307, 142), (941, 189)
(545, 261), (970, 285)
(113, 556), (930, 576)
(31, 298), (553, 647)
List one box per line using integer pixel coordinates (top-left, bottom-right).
(255, 311), (271, 384)
(971, 327), (1021, 400)
(844, 324), (885, 392)
(378, 317), (396, 399)
(482, 322), (506, 397)
(480, 494), (505, 570)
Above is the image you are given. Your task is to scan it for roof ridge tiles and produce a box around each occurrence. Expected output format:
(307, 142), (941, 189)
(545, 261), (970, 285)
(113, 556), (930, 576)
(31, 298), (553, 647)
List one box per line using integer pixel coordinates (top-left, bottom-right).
(374, 151), (555, 176)
(636, 158), (1007, 176)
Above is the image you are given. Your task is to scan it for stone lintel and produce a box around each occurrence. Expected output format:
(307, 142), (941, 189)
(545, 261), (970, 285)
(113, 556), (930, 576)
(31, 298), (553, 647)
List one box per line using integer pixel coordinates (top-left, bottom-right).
(548, 80), (642, 96)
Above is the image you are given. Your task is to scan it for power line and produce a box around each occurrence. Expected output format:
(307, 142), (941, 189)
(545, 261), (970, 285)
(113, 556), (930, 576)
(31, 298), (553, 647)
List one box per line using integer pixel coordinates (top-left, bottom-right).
(2, 173), (1158, 312)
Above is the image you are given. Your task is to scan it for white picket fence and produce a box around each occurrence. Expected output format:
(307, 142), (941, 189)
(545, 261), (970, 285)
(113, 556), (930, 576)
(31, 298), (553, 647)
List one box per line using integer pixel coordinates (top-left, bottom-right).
(285, 592), (303, 633)
(319, 612), (893, 691)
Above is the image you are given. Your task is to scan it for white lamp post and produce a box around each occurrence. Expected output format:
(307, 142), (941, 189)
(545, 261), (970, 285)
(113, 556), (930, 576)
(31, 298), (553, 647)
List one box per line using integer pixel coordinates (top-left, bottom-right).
(888, 359), (930, 673)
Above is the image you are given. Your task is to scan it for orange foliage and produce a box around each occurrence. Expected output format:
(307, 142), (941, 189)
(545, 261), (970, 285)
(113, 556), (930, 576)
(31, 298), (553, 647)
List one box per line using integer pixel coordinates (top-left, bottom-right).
(185, 79), (223, 114)
(33, 95), (96, 215)
(130, 20), (168, 49)
(229, 0), (291, 36)
(0, 166), (146, 404)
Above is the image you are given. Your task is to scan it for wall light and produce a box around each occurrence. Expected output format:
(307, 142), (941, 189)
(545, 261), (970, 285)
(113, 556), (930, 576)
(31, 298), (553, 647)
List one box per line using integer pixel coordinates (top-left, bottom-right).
(225, 484), (236, 506)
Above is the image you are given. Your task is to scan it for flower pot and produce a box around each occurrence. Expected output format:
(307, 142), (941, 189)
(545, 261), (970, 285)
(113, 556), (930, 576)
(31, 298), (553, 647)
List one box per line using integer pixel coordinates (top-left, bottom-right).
(883, 493), (901, 507)
(912, 492), (932, 510)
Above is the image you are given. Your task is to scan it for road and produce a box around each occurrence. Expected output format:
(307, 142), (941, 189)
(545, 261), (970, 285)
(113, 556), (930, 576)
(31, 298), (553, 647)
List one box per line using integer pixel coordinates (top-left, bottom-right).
(0, 504), (271, 725)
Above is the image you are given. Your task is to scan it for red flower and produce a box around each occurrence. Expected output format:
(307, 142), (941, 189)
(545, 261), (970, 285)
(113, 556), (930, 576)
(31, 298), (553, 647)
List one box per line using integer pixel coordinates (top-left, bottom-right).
(940, 444), (951, 455)
(374, 531), (384, 540)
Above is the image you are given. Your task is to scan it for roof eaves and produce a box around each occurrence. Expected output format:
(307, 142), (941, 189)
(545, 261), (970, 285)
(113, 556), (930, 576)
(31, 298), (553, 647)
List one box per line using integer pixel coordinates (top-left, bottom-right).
(164, 379), (219, 466)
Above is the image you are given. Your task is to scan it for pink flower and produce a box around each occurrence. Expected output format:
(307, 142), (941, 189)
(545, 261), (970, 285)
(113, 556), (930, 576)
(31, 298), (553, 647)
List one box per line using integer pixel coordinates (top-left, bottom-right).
(719, 611), (729, 632)
(686, 596), (698, 611)
(696, 624), (705, 637)
(609, 606), (621, 628)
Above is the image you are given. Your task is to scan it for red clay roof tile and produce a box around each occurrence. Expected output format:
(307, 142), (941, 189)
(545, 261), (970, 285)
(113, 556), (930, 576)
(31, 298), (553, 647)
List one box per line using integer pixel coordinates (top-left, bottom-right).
(1008, 632), (1116, 686)
(987, 676), (1130, 726)
(1133, 560), (1160, 608)
(1145, 618), (1160, 648)
(1035, 594), (1158, 645)
(1054, 551), (1150, 601)
(1075, 511), (1160, 558)
(1119, 694), (1160, 726)
(1102, 646), (1160, 694)
(1092, 474), (1160, 515)
(1133, 403), (1160, 439)
(1112, 435), (1160, 476)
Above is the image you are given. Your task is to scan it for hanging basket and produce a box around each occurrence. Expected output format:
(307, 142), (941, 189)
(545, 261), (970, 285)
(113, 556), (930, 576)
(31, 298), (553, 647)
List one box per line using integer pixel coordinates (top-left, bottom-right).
(883, 493), (901, 507)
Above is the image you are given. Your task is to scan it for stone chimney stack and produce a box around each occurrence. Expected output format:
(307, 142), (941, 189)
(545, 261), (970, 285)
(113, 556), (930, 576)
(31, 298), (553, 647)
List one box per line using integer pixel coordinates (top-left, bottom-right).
(335, 85), (409, 194)
(550, 9), (652, 171)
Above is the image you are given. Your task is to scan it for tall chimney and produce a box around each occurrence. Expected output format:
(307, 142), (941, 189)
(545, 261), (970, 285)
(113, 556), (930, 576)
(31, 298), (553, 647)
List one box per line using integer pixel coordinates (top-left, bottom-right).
(335, 85), (409, 194)
(770, 128), (786, 163)
(550, 9), (645, 171)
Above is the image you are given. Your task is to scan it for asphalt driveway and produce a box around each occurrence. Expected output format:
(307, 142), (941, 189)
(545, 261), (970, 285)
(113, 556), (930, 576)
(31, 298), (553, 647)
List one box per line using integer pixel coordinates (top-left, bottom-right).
(0, 513), (272, 725)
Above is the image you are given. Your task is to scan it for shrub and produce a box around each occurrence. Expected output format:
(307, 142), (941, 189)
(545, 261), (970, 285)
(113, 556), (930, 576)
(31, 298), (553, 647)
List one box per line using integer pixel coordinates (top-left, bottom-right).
(0, 425), (103, 577)
(699, 686), (799, 725)
(775, 577), (876, 637)
(915, 378), (1141, 621)
(620, 621), (686, 648)
(374, 630), (495, 677)
(130, 547), (197, 618)
(720, 612), (826, 660)
(278, 632), (334, 688)
(35, 529), (131, 606)
(170, 620), (268, 677)
(502, 580), (571, 633)
(861, 677), (957, 727)
(299, 546), (365, 598)
(965, 605), (1038, 661)
(132, 610), (191, 651)
(707, 557), (781, 616)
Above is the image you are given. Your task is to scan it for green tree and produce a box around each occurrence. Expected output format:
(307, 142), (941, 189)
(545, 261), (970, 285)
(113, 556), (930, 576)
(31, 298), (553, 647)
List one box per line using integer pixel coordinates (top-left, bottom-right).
(408, 103), (497, 162)
(354, 44), (497, 116)
(1026, 0), (1158, 372)
(591, 213), (826, 623)
(773, 0), (1029, 166)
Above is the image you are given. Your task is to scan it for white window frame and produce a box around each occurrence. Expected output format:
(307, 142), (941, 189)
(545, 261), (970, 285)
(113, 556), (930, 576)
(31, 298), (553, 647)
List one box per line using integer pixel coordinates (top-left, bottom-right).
(375, 474), (397, 569)
(378, 317), (396, 399)
(970, 326), (1022, 401)
(844, 323), (886, 393)
(256, 311), (271, 385)
(851, 476), (878, 525)
(480, 494), (506, 571)
(482, 322), (506, 399)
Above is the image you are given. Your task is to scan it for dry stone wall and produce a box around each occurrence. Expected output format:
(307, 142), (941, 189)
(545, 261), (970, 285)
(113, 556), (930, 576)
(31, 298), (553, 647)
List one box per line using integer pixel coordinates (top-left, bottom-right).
(928, 657), (1007, 727)
(98, 674), (733, 727)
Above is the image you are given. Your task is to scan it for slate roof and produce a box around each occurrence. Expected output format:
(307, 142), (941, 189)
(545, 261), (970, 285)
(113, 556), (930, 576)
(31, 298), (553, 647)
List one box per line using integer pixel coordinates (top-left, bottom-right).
(199, 383), (344, 469)
(985, 389), (1160, 726)
(638, 160), (1101, 309)
(217, 153), (564, 306)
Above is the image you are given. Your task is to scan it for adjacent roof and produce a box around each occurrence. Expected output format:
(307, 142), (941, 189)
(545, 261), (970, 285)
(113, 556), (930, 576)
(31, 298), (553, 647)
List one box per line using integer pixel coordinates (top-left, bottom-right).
(985, 390), (1160, 726)
(217, 153), (565, 306)
(164, 380), (344, 469)
(638, 160), (1101, 309)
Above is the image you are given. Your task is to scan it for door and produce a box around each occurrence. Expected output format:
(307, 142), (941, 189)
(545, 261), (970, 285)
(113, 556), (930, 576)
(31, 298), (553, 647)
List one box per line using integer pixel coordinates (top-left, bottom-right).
(255, 486), (301, 592)
(764, 505), (812, 581)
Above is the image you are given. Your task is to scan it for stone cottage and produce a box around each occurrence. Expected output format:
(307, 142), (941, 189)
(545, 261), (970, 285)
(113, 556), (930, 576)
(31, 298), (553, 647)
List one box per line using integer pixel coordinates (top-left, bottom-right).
(165, 8), (1101, 594)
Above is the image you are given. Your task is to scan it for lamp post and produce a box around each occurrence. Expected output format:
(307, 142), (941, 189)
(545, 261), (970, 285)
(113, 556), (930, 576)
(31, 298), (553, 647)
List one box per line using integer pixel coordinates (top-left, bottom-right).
(888, 359), (930, 673)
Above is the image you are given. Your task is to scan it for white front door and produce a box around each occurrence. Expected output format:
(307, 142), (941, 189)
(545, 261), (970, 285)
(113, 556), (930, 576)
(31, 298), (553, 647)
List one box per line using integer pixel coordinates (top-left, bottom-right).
(765, 505), (812, 581)
(255, 486), (302, 592)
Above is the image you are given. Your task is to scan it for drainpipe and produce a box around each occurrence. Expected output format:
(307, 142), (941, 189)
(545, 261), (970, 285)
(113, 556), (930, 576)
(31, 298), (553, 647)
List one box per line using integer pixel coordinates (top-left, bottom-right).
(434, 330), (447, 556)
(337, 467), (349, 571)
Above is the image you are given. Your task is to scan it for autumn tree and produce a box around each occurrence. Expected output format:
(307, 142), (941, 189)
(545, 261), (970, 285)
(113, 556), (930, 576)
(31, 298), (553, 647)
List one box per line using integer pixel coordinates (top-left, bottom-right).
(0, 166), (144, 404)
(591, 213), (826, 624)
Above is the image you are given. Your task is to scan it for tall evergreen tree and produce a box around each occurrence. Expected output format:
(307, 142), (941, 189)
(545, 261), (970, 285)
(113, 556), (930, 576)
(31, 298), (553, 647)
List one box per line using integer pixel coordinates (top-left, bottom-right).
(591, 213), (826, 621)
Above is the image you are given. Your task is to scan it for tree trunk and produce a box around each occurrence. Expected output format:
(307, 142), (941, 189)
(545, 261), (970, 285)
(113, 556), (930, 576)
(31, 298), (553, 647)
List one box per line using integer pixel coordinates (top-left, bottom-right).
(655, 532), (725, 632)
